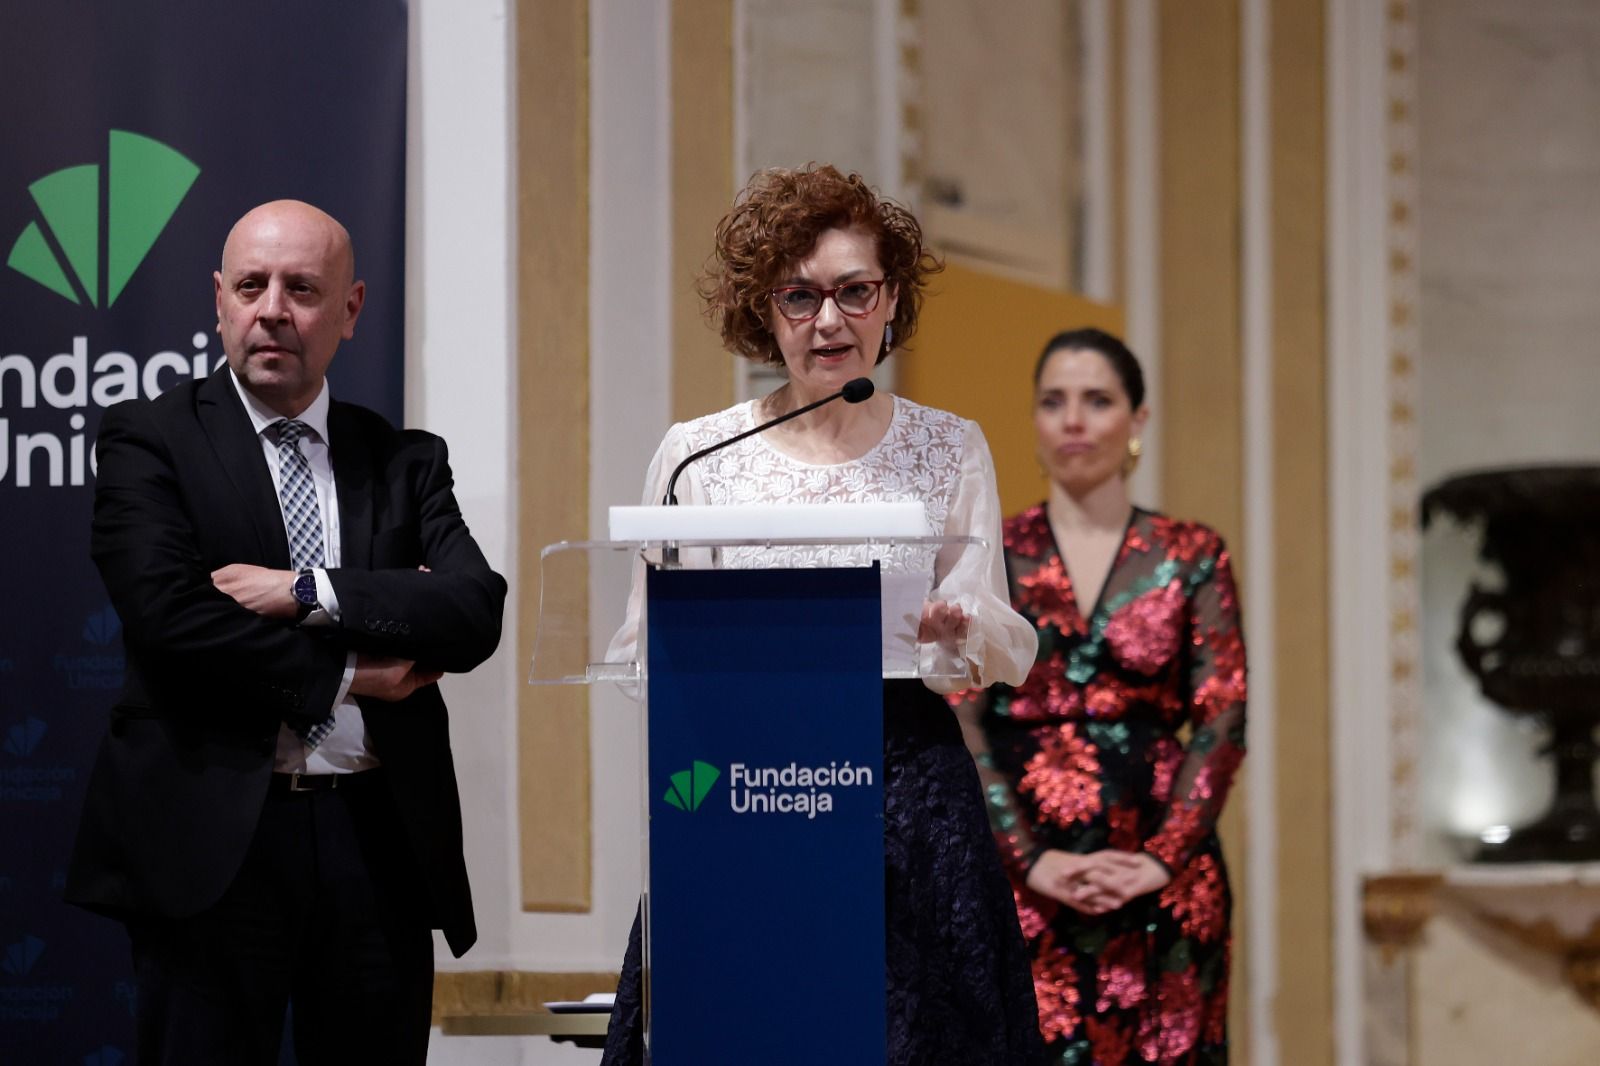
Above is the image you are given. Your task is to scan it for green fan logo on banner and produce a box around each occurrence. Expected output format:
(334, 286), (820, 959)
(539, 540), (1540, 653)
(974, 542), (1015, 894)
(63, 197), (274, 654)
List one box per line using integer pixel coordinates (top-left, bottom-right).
(6, 130), (199, 308)
(663, 760), (721, 812)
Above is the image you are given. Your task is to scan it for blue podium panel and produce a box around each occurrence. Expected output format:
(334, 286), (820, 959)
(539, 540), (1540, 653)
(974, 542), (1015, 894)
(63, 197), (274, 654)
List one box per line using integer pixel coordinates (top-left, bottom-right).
(646, 565), (886, 1065)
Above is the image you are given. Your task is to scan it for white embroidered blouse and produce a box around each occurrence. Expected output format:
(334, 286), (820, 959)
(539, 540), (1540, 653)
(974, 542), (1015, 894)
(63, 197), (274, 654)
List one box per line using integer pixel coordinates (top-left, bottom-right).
(611, 395), (1037, 691)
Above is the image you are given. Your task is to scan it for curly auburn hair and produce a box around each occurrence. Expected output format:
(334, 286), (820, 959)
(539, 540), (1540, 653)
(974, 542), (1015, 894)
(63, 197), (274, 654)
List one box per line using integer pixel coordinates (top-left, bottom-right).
(701, 164), (942, 367)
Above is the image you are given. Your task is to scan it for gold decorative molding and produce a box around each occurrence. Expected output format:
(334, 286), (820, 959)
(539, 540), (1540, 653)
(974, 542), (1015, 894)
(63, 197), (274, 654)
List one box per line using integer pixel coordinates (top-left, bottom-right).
(432, 970), (618, 1025)
(1472, 912), (1600, 958)
(1469, 910), (1600, 1012)
(1108, 0), (1126, 308)
(1568, 949), (1600, 1013)
(1363, 873), (1443, 963)
(898, 0), (924, 198)
(1384, 0), (1423, 861)
(1364, 871), (1600, 1013)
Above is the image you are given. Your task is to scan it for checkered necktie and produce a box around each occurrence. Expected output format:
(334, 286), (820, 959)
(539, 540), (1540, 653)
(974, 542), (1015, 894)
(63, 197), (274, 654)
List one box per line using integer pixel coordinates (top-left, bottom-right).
(271, 419), (335, 749)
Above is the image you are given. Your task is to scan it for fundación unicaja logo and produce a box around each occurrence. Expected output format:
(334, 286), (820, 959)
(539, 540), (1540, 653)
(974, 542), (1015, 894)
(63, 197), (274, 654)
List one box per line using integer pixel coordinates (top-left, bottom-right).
(55, 604), (126, 691)
(663, 760), (721, 812)
(1, 714), (74, 803)
(6, 129), (199, 307)
(82, 603), (122, 646)
(3, 717), (46, 758)
(0, 931), (72, 1021)
(2, 934), (44, 977)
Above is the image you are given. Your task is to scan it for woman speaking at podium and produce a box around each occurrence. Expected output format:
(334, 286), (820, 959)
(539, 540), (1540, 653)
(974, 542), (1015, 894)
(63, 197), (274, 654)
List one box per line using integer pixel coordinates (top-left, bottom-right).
(600, 165), (1045, 1065)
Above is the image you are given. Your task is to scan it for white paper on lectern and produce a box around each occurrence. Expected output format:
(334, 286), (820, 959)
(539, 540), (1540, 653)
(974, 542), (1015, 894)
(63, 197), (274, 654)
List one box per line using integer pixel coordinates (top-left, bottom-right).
(607, 502), (929, 541)
(880, 570), (934, 674)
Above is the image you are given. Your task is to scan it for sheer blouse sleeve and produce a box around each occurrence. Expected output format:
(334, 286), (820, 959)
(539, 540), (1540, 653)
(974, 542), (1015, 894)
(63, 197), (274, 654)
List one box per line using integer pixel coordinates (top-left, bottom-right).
(601, 424), (697, 668)
(926, 421), (1039, 693)
(1143, 538), (1249, 872)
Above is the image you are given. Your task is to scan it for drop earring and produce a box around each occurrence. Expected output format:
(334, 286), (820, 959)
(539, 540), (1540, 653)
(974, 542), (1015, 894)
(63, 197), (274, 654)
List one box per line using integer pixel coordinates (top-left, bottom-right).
(1122, 437), (1143, 477)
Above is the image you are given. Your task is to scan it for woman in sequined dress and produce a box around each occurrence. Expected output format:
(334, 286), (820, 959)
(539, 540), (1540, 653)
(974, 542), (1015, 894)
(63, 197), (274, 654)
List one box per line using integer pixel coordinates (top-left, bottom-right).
(954, 328), (1247, 1065)
(599, 165), (1046, 1065)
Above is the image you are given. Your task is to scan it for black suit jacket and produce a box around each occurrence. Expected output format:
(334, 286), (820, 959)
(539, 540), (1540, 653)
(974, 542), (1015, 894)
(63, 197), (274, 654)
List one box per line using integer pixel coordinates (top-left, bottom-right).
(65, 368), (506, 957)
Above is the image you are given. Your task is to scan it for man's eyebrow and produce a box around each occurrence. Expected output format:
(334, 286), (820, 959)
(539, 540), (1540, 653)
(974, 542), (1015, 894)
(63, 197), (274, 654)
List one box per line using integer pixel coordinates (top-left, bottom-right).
(228, 268), (326, 282)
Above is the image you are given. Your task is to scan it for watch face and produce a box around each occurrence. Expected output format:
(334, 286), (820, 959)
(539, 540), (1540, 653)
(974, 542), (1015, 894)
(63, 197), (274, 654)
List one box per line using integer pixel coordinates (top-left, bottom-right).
(294, 571), (319, 606)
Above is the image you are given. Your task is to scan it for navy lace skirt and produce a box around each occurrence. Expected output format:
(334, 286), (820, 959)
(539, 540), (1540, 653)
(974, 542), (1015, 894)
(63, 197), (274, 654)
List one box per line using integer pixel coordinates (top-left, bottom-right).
(601, 680), (1044, 1065)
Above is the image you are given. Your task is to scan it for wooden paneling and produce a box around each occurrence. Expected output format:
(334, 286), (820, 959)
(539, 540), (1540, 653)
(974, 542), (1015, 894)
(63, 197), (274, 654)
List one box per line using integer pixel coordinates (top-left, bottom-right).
(671, 0), (737, 423)
(432, 970), (617, 1023)
(515, 0), (591, 911)
(1156, 0), (1247, 1057)
(1272, 0), (1333, 1061)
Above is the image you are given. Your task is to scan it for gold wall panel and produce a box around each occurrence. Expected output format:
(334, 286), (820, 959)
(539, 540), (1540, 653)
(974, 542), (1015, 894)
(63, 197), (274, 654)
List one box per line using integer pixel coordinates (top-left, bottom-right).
(671, 0), (737, 424)
(515, 0), (591, 912)
(1271, 0), (1333, 1061)
(1156, 0), (1248, 1058)
(897, 261), (1123, 518)
(1109, 0), (1126, 308)
(432, 969), (618, 1023)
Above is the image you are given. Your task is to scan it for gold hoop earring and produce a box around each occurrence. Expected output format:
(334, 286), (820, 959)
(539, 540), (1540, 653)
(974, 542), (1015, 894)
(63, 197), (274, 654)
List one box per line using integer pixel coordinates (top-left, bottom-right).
(1122, 437), (1143, 478)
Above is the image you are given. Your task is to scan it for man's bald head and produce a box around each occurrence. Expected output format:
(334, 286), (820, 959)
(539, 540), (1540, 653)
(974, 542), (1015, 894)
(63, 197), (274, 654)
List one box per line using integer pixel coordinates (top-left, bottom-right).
(214, 200), (366, 418)
(221, 199), (357, 289)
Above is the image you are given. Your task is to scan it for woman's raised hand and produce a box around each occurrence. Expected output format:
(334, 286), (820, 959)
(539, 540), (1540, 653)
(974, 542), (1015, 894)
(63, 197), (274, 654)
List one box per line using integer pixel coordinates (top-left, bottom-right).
(917, 600), (971, 646)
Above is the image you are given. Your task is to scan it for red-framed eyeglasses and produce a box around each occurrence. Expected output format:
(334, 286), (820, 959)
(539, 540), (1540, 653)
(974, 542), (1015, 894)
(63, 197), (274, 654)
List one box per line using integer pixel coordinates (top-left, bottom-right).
(769, 278), (887, 322)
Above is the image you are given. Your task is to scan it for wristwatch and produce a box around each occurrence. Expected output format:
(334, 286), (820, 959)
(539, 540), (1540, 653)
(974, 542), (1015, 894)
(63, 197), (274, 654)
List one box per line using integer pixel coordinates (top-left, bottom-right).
(292, 567), (320, 620)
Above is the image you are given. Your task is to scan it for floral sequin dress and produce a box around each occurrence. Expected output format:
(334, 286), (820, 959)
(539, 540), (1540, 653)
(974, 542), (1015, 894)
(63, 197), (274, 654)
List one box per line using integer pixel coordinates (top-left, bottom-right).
(600, 397), (1046, 1066)
(952, 505), (1247, 1065)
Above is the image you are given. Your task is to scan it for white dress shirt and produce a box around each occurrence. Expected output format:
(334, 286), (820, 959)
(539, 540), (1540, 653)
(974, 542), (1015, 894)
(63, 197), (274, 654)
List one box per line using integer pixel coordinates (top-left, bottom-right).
(228, 370), (375, 774)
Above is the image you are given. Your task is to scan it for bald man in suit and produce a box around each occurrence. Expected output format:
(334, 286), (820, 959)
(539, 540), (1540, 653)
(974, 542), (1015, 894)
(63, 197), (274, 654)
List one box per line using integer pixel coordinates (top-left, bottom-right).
(66, 200), (506, 1065)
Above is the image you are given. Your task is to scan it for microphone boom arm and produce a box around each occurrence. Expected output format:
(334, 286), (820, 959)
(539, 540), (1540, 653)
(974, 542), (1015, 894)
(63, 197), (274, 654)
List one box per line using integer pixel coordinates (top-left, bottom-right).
(661, 378), (874, 505)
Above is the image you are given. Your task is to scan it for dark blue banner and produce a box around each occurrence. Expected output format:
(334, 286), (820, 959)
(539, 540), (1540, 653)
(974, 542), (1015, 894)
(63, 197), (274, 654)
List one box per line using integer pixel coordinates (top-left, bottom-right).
(0, 3), (408, 1061)
(645, 565), (887, 1065)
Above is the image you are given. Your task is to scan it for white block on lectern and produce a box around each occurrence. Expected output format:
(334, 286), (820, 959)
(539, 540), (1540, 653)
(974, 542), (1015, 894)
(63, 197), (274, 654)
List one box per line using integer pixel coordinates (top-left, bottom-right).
(607, 502), (930, 541)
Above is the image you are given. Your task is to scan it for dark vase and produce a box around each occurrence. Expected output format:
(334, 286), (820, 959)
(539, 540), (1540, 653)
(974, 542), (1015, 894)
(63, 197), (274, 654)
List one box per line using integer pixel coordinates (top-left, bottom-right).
(1422, 465), (1600, 863)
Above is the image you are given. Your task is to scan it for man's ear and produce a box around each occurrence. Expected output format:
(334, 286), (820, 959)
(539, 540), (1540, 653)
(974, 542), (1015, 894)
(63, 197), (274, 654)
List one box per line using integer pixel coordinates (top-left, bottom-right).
(341, 280), (367, 340)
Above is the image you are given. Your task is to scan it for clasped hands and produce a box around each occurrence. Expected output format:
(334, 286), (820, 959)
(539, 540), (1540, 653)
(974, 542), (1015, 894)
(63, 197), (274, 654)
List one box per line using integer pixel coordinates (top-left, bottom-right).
(210, 562), (439, 701)
(1025, 848), (1172, 916)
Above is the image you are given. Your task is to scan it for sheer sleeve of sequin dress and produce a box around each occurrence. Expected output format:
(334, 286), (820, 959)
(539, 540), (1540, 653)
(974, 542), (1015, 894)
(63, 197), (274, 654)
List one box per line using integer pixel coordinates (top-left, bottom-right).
(1142, 540), (1248, 873)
